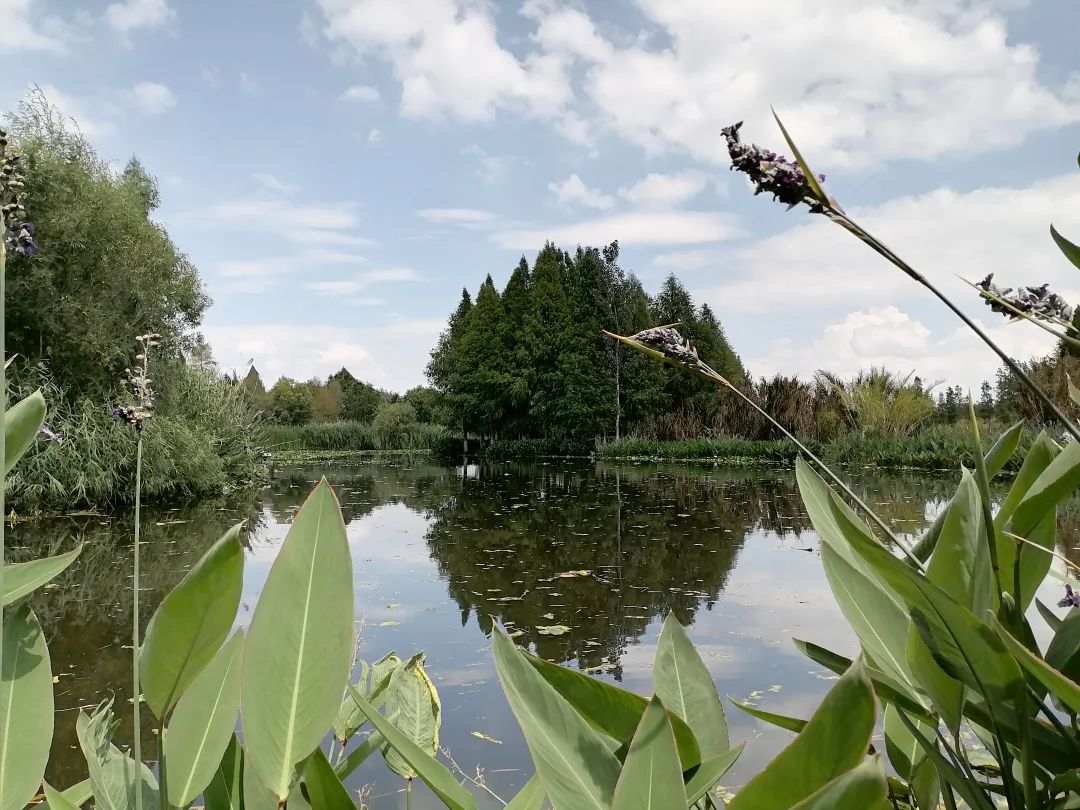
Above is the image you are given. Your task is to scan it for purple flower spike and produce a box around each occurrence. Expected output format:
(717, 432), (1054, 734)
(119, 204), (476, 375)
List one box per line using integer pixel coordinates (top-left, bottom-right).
(37, 424), (64, 444)
(721, 121), (827, 212)
(1058, 584), (1080, 609)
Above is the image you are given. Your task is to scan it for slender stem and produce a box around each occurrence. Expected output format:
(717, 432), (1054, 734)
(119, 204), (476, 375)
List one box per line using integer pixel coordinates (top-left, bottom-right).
(1016, 690), (1039, 809)
(830, 209), (1080, 443)
(158, 722), (168, 810)
(133, 433), (144, 810)
(1, 241), (6, 683)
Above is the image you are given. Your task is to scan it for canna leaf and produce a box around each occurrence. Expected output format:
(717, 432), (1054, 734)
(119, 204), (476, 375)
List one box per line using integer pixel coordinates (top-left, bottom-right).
(994, 616), (1080, 714)
(1052, 223), (1080, 272)
(42, 783), (80, 810)
(302, 748), (354, 810)
(4, 390), (46, 475)
(683, 745), (743, 806)
(1046, 607), (1080, 682)
(0, 604), (53, 810)
(731, 700), (806, 733)
(140, 523), (245, 719)
(164, 631), (244, 807)
(203, 735), (244, 810)
(241, 479), (354, 800)
(76, 700), (158, 810)
(381, 654), (441, 780)
(2, 546), (81, 606)
(611, 696), (686, 810)
(788, 756), (890, 810)
(653, 614), (729, 756)
(504, 774), (545, 810)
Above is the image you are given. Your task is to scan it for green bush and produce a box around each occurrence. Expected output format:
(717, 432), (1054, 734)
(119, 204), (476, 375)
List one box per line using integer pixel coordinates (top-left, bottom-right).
(262, 419), (446, 453)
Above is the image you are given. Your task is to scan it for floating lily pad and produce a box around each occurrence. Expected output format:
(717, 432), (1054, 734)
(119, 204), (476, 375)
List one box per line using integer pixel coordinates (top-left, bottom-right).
(536, 624), (571, 636)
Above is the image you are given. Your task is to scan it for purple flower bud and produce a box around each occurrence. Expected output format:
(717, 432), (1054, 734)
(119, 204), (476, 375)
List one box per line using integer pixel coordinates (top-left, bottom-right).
(1058, 584), (1080, 609)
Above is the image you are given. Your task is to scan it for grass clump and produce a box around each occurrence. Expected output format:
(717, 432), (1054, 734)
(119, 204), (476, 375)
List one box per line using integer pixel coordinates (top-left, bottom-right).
(263, 420), (446, 453)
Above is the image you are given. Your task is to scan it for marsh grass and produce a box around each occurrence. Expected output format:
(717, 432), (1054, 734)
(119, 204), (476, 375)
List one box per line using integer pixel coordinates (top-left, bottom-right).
(263, 420), (446, 453)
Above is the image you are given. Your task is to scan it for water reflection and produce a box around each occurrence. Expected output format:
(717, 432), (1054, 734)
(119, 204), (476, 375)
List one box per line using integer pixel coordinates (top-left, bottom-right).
(12, 458), (1045, 804)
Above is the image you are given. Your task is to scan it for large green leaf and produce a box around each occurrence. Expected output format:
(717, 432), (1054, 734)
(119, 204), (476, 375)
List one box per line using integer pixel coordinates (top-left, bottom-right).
(4, 390), (45, 475)
(726, 659), (876, 810)
(524, 649), (701, 768)
(42, 783), (80, 810)
(995, 431), (1057, 532)
(333, 652), (400, 744)
(347, 685), (479, 810)
(883, 707), (938, 810)
(302, 748), (354, 810)
(492, 627), (620, 810)
(241, 479), (355, 800)
(503, 774), (545, 810)
(333, 731), (383, 781)
(140, 523), (245, 719)
(2, 546), (81, 606)
(653, 614), (729, 756)
(382, 654), (441, 780)
(203, 735), (244, 810)
(994, 617), (1080, 714)
(76, 701), (159, 810)
(683, 746), (743, 805)
(1047, 607), (1080, 682)
(894, 710), (996, 810)
(1011, 438), (1080, 536)
(54, 779), (93, 809)
(1052, 223), (1080, 272)
(731, 700), (806, 733)
(788, 756), (890, 810)
(611, 696), (686, 809)
(165, 631), (244, 807)
(0, 604), (53, 810)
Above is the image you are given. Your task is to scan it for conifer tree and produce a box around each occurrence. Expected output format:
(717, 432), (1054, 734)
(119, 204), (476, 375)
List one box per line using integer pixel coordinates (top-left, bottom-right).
(522, 243), (572, 436)
(501, 257), (533, 436)
(427, 288), (475, 439)
(456, 275), (511, 439)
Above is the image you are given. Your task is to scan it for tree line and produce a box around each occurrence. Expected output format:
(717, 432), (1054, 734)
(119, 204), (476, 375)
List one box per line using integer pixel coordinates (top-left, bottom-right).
(425, 241), (748, 443)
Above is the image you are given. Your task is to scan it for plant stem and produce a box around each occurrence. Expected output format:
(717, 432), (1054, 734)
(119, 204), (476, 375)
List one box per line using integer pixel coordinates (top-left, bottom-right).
(1016, 690), (1039, 809)
(1, 241), (6, 682)
(133, 433), (144, 810)
(158, 722), (168, 810)
(830, 209), (1080, 443)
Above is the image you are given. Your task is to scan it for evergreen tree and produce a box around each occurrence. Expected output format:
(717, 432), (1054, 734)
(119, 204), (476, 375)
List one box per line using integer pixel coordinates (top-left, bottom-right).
(242, 366), (269, 410)
(522, 244), (572, 437)
(500, 257), (533, 436)
(329, 368), (385, 422)
(456, 276), (511, 438)
(978, 380), (994, 417)
(427, 289), (475, 437)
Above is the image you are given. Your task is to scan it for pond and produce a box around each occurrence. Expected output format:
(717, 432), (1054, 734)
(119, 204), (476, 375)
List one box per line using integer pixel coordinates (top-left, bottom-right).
(16, 457), (1075, 807)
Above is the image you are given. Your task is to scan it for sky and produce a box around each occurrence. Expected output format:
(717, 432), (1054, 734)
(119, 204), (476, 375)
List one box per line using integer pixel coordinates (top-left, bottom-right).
(2, 0), (1080, 394)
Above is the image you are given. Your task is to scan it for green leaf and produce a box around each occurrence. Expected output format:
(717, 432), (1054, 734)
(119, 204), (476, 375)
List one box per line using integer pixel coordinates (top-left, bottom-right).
(54, 779), (93, 809)
(985, 421), (1024, 478)
(42, 783), (81, 810)
(894, 710), (996, 810)
(993, 616), (1080, 714)
(504, 774), (545, 810)
(1052, 223), (1080, 272)
(242, 748), (279, 810)
(492, 627), (620, 810)
(883, 704), (930, 781)
(241, 479), (355, 800)
(524, 648), (701, 769)
(653, 614), (729, 756)
(1046, 607), (1080, 682)
(382, 654), (441, 780)
(165, 631), (244, 807)
(1036, 598), (1063, 633)
(332, 658), (372, 743)
(994, 431), (1058, 532)
(726, 659), (876, 810)
(76, 701), (159, 810)
(929, 470), (992, 614)
(788, 756), (889, 810)
(302, 748), (354, 810)
(4, 390), (46, 475)
(203, 735), (244, 810)
(731, 700), (806, 733)
(332, 730), (383, 781)
(772, 110), (827, 204)
(347, 685), (479, 810)
(683, 746), (743, 806)
(141, 523), (245, 719)
(2, 546), (81, 606)
(611, 696), (686, 810)
(1011, 438), (1080, 537)
(0, 605), (53, 810)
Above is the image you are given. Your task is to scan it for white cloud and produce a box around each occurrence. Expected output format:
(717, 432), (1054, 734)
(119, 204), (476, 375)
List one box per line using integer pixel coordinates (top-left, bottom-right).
(653, 248), (725, 271)
(104, 0), (173, 33)
(214, 249), (367, 293)
(35, 84), (115, 138)
(304, 267), (421, 295)
(749, 305), (1054, 392)
(239, 72), (259, 95)
(194, 198), (373, 249)
(128, 82), (176, 115)
(368, 128), (382, 142)
(0, 0), (70, 51)
(340, 84), (380, 103)
(459, 144), (518, 185)
(548, 174), (614, 210)
(252, 173), (299, 194)
(203, 319), (445, 391)
(618, 171), (709, 209)
(417, 208), (495, 225)
(698, 173), (1080, 314)
(494, 210), (741, 249)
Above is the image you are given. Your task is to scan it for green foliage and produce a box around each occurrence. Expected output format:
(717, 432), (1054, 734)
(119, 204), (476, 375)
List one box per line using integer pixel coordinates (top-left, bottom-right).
(263, 419), (446, 452)
(818, 368), (935, 438)
(268, 377), (313, 426)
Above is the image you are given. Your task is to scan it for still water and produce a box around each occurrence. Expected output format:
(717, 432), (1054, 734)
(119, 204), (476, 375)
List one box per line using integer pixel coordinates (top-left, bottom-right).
(14, 458), (1057, 807)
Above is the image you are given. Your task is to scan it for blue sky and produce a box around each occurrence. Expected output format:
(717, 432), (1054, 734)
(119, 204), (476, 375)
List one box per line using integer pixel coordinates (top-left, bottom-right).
(3, 0), (1080, 393)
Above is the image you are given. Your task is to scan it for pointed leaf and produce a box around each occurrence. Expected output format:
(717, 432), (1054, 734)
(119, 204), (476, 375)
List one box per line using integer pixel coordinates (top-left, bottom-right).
(726, 659), (876, 810)
(504, 774), (545, 810)
(492, 628), (620, 810)
(347, 685), (479, 810)
(332, 658), (372, 743)
(42, 783), (81, 810)
(1037, 598), (1063, 633)
(165, 631), (244, 807)
(382, 654), (441, 780)
(985, 421), (1024, 478)
(788, 756), (890, 810)
(993, 616), (1080, 714)
(1052, 223), (1080, 272)
(524, 649), (701, 768)
(1011, 438), (1080, 536)
(303, 748), (354, 810)
(994, 431), (1058, 532)
(731, 700), (806, 733)
(653, 614), (729, 756)
(611, 696), (686, 810)
(684, 746), (743, 806)
(333, 730), (383, 781)
(76, 701), (158, 810)
(0, 604), (53, 810)
(54, 779), (93, 809)
(5, 390), (46, 475)
(203, 735), (244, 810)
(241, 479), (354, 800)
(2, 546), (81, 606)
(1046, 607), (1080, 682)
(772, 110), (827, 204)
(894, 710), (996, 810)
(141, 523), (245, 719)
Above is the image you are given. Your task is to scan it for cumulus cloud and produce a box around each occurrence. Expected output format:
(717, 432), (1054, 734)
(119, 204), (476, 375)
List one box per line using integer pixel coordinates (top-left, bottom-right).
(340, 84), (380, 103)
(548, 174), (614, 210)
(618, 171), (710, 209)
(104, 0), (173, 33)
(128, 82), (176, 115)
(1, 0), (71, 51)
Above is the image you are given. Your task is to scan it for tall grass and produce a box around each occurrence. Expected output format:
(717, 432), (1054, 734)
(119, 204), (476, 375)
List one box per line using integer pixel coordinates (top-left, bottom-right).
(262, 419), (446, 452)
